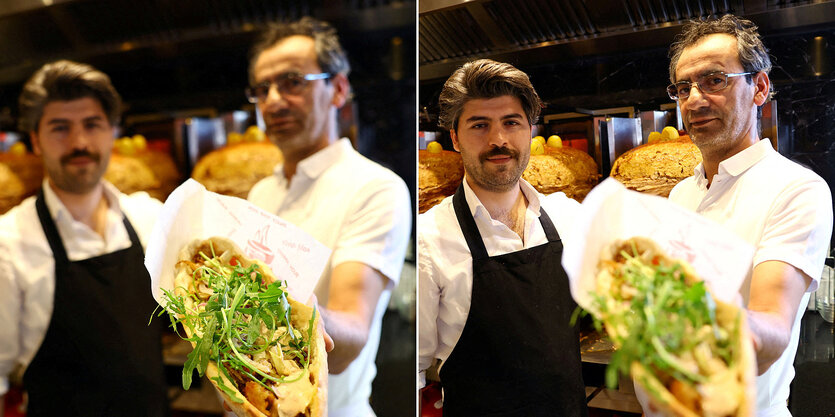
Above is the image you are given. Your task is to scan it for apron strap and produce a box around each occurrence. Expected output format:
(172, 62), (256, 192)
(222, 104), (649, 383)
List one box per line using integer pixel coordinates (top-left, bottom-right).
(35, 188), (69, 264)
(452, 184), (489, 260)
(538, 207), (561, 243)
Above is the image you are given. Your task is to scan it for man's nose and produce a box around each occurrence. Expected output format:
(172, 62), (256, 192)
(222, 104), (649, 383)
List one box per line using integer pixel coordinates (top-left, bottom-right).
(486, 127), (509, 148)
(262, 83), (288, 109)
(683, 85), (709, 109)
(68, 126), (93, 149)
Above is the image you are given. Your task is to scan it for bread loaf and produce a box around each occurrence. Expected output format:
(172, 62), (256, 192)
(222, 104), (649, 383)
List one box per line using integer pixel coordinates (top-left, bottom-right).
(610, 138), (701, 197)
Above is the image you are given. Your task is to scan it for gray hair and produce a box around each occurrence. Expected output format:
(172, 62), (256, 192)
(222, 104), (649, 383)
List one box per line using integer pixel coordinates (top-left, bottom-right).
(439, 59), (543, 131)
(249, 16), (350, 85)
(669, 14), (773, 101)
(19, 60), (121, 132)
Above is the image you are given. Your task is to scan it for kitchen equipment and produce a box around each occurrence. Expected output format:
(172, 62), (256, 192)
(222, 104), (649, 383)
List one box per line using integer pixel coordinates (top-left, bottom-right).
(817, 258), (834, 323)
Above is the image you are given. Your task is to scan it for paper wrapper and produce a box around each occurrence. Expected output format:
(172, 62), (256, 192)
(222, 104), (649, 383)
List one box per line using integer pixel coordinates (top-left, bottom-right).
(145, 179), (331, 307)
(562, 178), (754, 313)
(563, 178), (758, 416)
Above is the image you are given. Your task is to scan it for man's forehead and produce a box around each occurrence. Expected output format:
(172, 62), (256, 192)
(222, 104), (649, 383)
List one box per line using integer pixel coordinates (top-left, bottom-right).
(460, 96), (525, 119)
(254, 35), (319, 80)
(41, 97), (107, 121)
(675, 33), (740, 79)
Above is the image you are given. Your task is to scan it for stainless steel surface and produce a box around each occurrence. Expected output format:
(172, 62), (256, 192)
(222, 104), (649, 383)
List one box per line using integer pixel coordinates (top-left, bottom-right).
(419, 0), (835, 81)
(638, 111), (673, 144)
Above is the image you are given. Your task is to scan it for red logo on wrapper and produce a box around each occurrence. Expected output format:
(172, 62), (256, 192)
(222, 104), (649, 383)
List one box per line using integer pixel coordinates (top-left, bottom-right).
(246, 224), (275, 264)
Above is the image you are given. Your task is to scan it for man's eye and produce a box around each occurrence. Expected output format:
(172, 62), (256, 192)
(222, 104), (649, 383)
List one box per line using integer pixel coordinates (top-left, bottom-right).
(50, 125), (68, 133)
(286, 77), (305, 87)
(470, 123), (487, 129)
(505, 120), (520, 126)
(706, 76), (724, 86)
(677, 84), (691, 94)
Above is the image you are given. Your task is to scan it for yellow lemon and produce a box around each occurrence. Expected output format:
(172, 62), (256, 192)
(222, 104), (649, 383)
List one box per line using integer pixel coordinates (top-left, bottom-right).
(547, 135), (563, 148)
(647, 131), (662, 144)
(227, 132), (243, 145)
(114, 138), (136, 155)
(531, 140), (545, 155)
(661, 126), (680, 141)
(532, 136), (545, 146)
(426, 141), (443, 153)
(8, 142), (26, 156)
(244, 125), (266, 142)
(131, 134), (148, 152)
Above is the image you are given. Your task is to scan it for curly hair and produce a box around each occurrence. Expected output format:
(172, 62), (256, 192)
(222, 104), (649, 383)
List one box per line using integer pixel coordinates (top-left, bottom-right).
(18, 60), (121, 132)
(439, 59), (543, 131)
(249, 16), (350, 85)
(669, 14), (773, 101)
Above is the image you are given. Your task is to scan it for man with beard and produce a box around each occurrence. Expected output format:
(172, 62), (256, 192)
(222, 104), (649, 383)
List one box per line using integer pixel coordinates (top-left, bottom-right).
(664, 15), (832, 416)
(0, 61), (169, 416)
(418, 59), (588, 416)
(245, 17), (411, 417)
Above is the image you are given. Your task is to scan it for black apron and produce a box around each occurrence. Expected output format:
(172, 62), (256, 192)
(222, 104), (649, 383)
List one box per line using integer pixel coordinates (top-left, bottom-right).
(23, 189), (169, 417)
(439, 185), (587, 417)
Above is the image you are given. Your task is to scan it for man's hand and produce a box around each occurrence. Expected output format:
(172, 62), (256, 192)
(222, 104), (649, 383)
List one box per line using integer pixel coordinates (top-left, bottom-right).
(746, 260), (811, 374)
(321, 261), (388, 374)
(307, 293), (334, 352)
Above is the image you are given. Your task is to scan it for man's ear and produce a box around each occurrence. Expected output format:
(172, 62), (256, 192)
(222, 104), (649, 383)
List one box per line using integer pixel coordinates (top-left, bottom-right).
(330, 73), (350, 108)
(30, 131), (42, 156)
(753, 71), (770, 106)
(450, 129), (460, 152)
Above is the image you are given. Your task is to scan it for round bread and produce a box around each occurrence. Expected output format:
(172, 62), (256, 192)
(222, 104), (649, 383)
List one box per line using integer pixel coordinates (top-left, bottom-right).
(174, 237), (327, 417)
(135, 150), (181, 201)
(0, 152), (44, 214)
(0, 163), (25, 214)
(522, 146), (599, 202)
(104, 153), (160, 195)
(192, 142), (283, 199)
(610, 138), (702, 197)
(418, 149), (463, 214)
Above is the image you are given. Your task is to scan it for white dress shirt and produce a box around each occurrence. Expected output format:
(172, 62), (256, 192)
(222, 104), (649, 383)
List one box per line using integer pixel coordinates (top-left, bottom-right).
(418, 178), (582, 386)
(0, 181), (163, 395)
(669, 139), (833, 417)
(248, 138), (411, 417)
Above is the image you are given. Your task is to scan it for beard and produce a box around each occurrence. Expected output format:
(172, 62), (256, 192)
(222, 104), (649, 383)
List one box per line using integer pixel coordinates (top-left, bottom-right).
(461, 145), (529, 193)
(47, 149), (106, 194)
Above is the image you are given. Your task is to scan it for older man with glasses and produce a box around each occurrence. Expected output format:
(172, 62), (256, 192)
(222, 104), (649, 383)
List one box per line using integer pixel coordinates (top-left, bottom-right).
(664, 14), (832, 417)
(243, 17), (412, 417)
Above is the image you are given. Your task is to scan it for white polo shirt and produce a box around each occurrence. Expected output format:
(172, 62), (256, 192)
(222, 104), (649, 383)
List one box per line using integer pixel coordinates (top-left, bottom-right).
(669, 138), (833, 417)
(248, 138), (411, 417)
(417, 178), (582, 386)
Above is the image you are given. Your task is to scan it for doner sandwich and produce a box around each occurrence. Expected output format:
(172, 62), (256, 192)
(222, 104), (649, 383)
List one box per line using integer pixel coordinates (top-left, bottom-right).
(587, 237), (755, 417)
(160, 237), (327, 417)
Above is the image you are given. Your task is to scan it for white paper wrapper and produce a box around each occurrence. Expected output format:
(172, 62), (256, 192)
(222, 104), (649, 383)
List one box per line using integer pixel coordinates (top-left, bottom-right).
(562, 178), (755, 311)
(145, 179), (330, 307)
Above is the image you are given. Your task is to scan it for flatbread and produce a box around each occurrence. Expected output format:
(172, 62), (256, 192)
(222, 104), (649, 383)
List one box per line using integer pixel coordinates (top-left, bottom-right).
(173, 237), (327, 417)
(596, 237), (755, 417)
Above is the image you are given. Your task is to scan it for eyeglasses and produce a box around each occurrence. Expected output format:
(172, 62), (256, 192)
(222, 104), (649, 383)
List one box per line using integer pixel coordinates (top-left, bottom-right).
(245, 72), (331, 103)
(667, 71), (754, 100)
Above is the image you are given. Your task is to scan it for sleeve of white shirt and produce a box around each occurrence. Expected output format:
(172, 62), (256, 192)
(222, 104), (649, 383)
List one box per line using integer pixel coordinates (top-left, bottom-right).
(330, 177), (412, 285)
(755, 178), (833, 292)
(417, 230), (439, 387)
(0, 242), (21, 395)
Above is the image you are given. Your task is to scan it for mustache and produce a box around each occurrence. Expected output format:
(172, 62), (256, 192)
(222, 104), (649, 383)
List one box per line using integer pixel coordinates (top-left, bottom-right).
(479, 146), (519, 161)
(686, 109), (719, 121)
(60, 149), (100, 165)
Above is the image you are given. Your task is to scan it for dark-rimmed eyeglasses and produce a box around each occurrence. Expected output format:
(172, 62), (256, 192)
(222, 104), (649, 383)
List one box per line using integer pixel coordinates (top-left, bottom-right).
(667, 71), (754, 100)
(245, 72), (331, 103)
